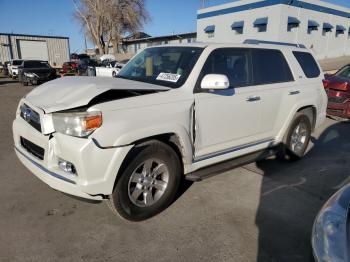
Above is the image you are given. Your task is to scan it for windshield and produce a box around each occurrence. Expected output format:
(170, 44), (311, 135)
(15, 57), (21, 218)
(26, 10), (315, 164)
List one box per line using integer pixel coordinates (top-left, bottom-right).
(24, 61), (50, 68)
(12, 60), (23, 66)
(117, 46), (203, 88)
(335, 65), (350, 79)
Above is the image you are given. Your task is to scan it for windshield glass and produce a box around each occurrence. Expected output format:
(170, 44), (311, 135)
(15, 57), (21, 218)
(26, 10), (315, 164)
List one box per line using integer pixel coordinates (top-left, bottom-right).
(117, 46), (203, 88)
(12, 60), (23, 66)
(24, 61), (50, 68)
(335, 65), (350, 79)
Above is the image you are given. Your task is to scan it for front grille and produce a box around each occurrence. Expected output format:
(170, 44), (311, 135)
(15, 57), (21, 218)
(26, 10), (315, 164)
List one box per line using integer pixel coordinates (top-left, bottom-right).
(20, 137), (45, 160)
(328, 96), (348, 104)
(20, 104), (41, 132)
(36, 72), (50, 79)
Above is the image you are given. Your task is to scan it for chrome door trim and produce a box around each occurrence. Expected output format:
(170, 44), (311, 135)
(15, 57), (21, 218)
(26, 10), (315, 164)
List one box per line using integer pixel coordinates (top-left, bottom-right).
(193, 138), (275, 163)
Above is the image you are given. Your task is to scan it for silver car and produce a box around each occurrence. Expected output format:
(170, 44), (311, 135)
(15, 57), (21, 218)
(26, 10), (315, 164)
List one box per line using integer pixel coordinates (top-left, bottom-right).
(312, 184), (350, 261)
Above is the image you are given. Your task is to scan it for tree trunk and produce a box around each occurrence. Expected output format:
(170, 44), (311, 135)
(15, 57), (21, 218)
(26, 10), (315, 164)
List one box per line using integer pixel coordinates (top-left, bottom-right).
(111, 38), (120, 57)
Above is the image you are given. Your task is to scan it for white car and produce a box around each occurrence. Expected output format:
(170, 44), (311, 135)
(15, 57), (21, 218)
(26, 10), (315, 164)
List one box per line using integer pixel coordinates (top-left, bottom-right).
(13, 41), (327, 221)
(8, 59), (24, 78)
(95, 61), (123, 77)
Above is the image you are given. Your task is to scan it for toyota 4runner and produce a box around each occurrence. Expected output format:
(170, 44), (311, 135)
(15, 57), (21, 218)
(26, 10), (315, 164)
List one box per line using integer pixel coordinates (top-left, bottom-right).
(13, 40), (327, 221)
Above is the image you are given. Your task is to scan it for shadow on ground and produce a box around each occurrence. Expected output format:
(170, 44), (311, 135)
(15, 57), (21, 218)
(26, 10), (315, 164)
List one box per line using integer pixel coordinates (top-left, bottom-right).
(253, 120), (350, 261)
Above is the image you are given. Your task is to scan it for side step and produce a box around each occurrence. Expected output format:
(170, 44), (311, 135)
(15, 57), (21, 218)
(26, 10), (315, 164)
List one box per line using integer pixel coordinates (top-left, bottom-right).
(185, 147), (279, 182)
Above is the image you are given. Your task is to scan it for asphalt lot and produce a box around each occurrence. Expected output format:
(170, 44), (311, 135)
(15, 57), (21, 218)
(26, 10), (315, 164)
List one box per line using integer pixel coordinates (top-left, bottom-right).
(1, 77), (350, 262)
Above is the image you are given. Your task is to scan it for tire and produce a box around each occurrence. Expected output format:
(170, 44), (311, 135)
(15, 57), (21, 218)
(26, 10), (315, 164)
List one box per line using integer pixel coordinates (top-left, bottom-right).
(107, 141), (182, 221)
(278, 113), (312, 161)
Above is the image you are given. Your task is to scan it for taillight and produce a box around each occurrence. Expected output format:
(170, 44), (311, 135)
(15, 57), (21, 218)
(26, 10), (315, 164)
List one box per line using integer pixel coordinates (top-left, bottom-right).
(326, 81), (350, 91)
(323, 79), (330, 88)
(335, 82), (349, 90)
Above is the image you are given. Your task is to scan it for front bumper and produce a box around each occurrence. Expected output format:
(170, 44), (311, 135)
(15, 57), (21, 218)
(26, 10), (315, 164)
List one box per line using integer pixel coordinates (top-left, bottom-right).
(13, 103), (133, 200)
(11, 69), (18, 76)
(25, 76), (52, 85)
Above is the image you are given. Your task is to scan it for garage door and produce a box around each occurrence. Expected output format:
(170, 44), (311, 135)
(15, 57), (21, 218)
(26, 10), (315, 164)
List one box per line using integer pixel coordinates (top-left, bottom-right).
(17, 40), (48, 61)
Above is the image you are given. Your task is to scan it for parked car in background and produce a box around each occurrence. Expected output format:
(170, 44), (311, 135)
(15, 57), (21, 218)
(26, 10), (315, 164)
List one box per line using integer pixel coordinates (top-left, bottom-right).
(13, 42), (327, 221)
(3, 61), (10, 76)
(60, 61), (78, 76)
(18, 60), (56, 86)
(8, 59), (24, 78)
(312, 183), (350, 262)
(95, 61), (124, 77)
(324, 64), (350, 120)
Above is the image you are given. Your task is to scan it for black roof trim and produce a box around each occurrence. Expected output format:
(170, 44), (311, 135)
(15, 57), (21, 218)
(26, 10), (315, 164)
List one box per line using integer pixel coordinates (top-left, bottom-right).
(0, 33), (69, 39)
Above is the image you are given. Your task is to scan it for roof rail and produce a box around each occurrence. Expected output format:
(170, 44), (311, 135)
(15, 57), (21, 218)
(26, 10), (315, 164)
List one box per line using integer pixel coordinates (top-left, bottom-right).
(243, 39), (306, 48)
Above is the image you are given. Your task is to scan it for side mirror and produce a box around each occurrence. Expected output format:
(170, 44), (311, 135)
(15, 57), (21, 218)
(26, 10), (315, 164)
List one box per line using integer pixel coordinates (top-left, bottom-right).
(201, 74), (230, 90)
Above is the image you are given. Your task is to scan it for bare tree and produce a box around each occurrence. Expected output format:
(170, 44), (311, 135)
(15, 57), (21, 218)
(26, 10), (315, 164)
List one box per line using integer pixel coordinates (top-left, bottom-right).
(73, 0), (149, 56)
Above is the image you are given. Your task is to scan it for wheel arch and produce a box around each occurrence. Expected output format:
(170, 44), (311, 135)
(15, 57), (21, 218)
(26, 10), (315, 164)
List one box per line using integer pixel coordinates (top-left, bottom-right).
(297, 105), (317, 131)
(110, 134), (189, 194)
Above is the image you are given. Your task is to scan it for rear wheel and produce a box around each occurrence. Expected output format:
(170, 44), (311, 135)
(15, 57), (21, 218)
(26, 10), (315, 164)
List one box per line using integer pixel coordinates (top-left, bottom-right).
(107, 141), (181, 221)
(278, 113), (312, 161)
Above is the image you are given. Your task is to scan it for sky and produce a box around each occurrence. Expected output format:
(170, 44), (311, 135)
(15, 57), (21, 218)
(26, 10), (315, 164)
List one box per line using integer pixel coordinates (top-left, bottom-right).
(1, 0), (350, 53)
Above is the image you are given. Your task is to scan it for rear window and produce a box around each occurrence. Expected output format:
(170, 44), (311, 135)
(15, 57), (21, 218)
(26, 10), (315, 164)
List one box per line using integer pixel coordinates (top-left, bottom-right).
(293, 51), (320, 78)
(252, 49), (294, 85)
(335, 65), (350, 79)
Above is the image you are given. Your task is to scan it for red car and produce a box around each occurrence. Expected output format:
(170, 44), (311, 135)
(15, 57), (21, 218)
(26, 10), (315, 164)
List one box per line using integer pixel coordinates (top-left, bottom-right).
(61, 62), (78, 75)
(324, 64), (350, 119)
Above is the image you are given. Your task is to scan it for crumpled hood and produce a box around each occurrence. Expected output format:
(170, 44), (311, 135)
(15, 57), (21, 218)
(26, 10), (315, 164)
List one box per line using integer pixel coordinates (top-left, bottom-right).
(25, 76), (170, 113)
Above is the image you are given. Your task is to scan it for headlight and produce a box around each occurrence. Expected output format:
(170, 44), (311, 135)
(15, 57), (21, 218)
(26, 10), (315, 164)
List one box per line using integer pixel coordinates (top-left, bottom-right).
(24, 72), (38, 78)
(312, 186), (349, 262)
(52, 111), (102, 137)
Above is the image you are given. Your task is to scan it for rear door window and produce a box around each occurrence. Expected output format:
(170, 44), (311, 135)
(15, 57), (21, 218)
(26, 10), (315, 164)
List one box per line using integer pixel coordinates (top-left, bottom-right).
(293, 51), (320, 78)
(251, 49), (294, 85)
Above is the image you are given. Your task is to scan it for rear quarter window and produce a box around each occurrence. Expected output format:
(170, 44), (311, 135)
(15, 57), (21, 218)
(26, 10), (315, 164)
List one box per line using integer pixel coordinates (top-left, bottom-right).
(252, 49), (294, 85)
(293, 51), (320, 78)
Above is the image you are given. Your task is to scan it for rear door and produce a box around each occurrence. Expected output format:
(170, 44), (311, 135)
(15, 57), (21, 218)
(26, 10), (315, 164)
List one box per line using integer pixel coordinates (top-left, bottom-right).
(250, 48), (296, 139)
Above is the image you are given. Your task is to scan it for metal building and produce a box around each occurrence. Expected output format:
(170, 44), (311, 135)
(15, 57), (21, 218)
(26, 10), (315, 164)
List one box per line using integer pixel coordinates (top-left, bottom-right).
(0, 33), (70, 67)
(197, 0), (350, 60)
(122, 32), (197, 55)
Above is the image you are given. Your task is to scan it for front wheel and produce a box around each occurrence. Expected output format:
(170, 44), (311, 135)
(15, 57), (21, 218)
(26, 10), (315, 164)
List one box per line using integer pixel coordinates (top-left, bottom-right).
(107, 141), (181, 221)
(278, 114), (312, 161)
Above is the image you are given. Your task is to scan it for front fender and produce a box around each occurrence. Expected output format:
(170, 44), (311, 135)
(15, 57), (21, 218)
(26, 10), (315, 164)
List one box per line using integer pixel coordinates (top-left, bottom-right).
(91, 99), (195, 165)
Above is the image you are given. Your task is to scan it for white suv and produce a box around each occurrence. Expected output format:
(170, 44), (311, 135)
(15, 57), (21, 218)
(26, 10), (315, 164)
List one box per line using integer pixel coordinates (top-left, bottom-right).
(8, 59), (23, 78)
(13, 41), (327, 221)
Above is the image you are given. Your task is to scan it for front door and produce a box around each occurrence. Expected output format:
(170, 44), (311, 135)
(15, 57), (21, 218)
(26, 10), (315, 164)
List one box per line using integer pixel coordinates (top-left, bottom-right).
(194, 48), (263, 159)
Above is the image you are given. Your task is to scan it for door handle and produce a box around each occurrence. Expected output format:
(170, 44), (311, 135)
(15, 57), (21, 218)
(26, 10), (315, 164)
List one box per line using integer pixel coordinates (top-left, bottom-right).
(289, 90), (300, 95)
(246, 96), (261, 102)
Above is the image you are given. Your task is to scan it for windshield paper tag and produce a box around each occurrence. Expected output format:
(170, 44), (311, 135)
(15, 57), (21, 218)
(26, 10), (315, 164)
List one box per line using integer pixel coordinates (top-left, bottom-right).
(156, 73), (181, 83)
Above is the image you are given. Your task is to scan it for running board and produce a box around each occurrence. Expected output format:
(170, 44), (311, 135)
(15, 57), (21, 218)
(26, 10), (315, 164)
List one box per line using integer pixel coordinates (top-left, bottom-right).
(185, 147), (279, 182)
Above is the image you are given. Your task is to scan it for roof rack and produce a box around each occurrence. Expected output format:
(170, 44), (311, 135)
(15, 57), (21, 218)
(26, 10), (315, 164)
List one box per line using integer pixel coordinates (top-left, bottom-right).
(243, 39), (306, 48)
